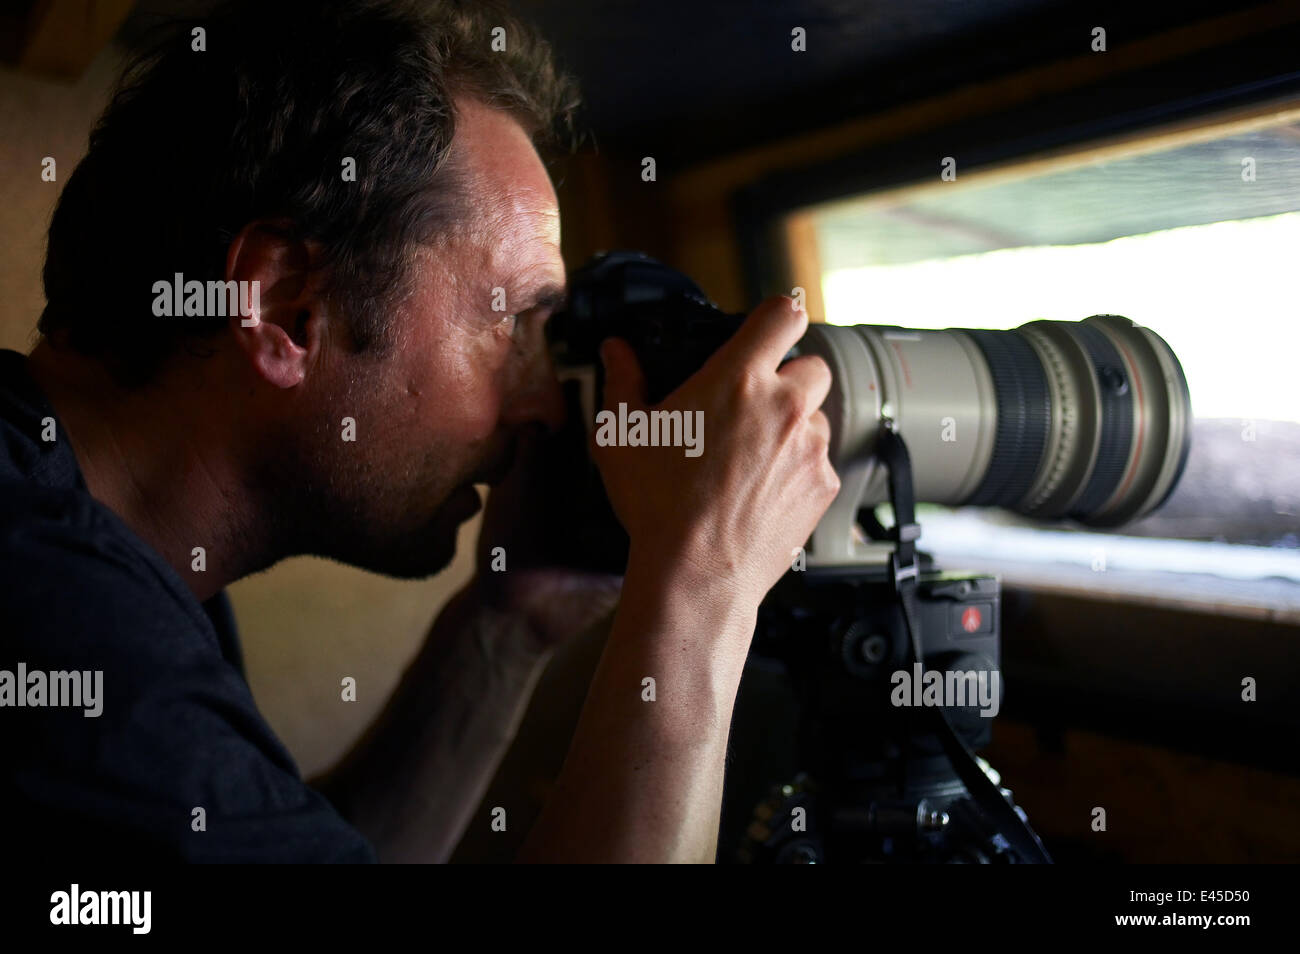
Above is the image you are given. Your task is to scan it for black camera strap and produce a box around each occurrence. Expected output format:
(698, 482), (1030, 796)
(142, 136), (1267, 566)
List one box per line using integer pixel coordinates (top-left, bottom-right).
(875, 419), (1053, 864)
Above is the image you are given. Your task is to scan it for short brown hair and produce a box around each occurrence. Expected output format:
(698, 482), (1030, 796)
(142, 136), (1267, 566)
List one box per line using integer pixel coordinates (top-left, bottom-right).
(39, 0), (582, 385)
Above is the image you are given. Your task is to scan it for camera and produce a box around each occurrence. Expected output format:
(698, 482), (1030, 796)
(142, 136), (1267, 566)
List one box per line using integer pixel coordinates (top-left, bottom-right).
(547, 250), (1192, 862)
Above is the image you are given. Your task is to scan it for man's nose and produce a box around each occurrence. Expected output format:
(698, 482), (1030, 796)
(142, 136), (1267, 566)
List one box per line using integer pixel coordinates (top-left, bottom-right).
(503, 345), (566, 434)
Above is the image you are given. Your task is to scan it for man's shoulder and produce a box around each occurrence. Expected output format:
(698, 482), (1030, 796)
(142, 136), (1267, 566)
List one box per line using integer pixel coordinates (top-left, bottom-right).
(1, 473), (146, 563)
(0, 475), (219, 660)
(0, 476), (376, 863)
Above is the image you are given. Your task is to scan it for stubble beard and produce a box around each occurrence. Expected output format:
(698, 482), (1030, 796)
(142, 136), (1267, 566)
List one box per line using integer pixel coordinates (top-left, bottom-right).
(252, 395), (471, 580)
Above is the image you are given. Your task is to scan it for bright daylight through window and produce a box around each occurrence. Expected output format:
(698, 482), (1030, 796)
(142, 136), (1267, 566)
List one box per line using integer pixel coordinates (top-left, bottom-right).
(803, 117), (1300, 612)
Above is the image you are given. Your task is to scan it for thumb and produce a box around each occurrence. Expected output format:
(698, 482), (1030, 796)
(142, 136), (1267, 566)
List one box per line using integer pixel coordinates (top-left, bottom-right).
(599, 337), (648, 411)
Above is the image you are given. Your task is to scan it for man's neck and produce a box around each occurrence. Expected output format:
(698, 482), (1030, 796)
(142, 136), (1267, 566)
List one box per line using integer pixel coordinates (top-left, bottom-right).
(26, 342), (277, 602)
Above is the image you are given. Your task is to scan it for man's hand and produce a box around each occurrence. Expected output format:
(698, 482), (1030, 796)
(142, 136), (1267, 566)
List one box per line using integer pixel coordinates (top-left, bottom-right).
(473, 380), (622, 653)
(594, 294), (839, 609)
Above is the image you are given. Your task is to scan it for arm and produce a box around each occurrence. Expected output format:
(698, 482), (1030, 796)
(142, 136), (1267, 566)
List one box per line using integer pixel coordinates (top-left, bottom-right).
(317, 576), (555, 863)
(516, 548), (754, 863)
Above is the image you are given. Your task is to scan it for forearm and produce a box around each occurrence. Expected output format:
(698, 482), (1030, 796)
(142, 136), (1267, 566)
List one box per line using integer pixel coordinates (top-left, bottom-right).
(322, 578), (552, 862)
(517, 548), (757, 863)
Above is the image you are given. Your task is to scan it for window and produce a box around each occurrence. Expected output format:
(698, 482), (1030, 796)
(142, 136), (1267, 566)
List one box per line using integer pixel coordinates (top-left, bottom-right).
(796, 113), (1300, 613)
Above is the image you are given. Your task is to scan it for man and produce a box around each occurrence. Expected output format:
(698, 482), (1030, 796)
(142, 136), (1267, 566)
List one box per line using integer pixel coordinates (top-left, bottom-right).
(0, 0), (838, 862)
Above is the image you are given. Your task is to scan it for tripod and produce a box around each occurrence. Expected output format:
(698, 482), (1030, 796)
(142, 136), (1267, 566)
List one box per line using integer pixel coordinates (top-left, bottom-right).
(729, 422), (1053, 863)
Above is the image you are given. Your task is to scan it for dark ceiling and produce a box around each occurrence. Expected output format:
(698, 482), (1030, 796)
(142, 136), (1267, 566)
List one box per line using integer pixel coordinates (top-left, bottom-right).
(117, 0), (1292, 165)
(512, 0), (1269, 162)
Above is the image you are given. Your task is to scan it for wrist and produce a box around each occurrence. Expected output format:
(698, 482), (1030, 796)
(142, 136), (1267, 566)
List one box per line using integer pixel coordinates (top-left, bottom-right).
(458, 575), (554, 662)
(624, 539), (760, 617)
(622, 543), (759, 653)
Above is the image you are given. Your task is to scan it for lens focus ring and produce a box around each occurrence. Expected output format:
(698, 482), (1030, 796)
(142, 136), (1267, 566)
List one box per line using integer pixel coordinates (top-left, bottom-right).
(960, 329), (1051, 509)
(1016, 324), (1079, 515)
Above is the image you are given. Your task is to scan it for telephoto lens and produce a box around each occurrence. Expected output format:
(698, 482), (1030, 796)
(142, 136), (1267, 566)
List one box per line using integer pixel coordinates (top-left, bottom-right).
(799, 316), (1192, 530)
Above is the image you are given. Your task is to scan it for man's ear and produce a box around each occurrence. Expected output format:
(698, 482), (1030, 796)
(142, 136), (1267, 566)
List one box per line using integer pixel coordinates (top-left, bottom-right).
(225, 221), (328, 389)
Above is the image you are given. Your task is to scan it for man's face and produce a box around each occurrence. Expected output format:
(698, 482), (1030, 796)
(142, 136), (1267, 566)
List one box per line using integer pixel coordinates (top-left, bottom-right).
(286, 97), (566, 577)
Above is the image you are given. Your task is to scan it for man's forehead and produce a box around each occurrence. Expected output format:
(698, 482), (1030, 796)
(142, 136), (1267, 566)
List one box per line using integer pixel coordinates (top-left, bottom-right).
(452, 97), (559, 216)
(448, 98), (563, 293)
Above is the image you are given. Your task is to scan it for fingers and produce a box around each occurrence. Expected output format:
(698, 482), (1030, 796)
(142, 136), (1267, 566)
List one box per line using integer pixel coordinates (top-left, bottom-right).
(808, 408), (831, 447)
(717, 295), (808, 373)
(776, 353), (833, 418)
(599, 337), (647, 411)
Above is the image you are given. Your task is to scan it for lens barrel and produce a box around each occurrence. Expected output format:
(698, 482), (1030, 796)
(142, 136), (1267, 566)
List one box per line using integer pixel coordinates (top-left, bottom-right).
(549, 253), (1191, 535)
(799, 316), (1191, 527)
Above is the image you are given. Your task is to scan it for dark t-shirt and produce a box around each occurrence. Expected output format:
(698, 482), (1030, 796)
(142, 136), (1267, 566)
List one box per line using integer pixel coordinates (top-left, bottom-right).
(0, 349), (375, 862)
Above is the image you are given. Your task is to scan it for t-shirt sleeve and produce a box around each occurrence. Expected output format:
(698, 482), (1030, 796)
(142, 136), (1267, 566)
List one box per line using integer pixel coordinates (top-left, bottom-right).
(0, 489), (376, 863)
